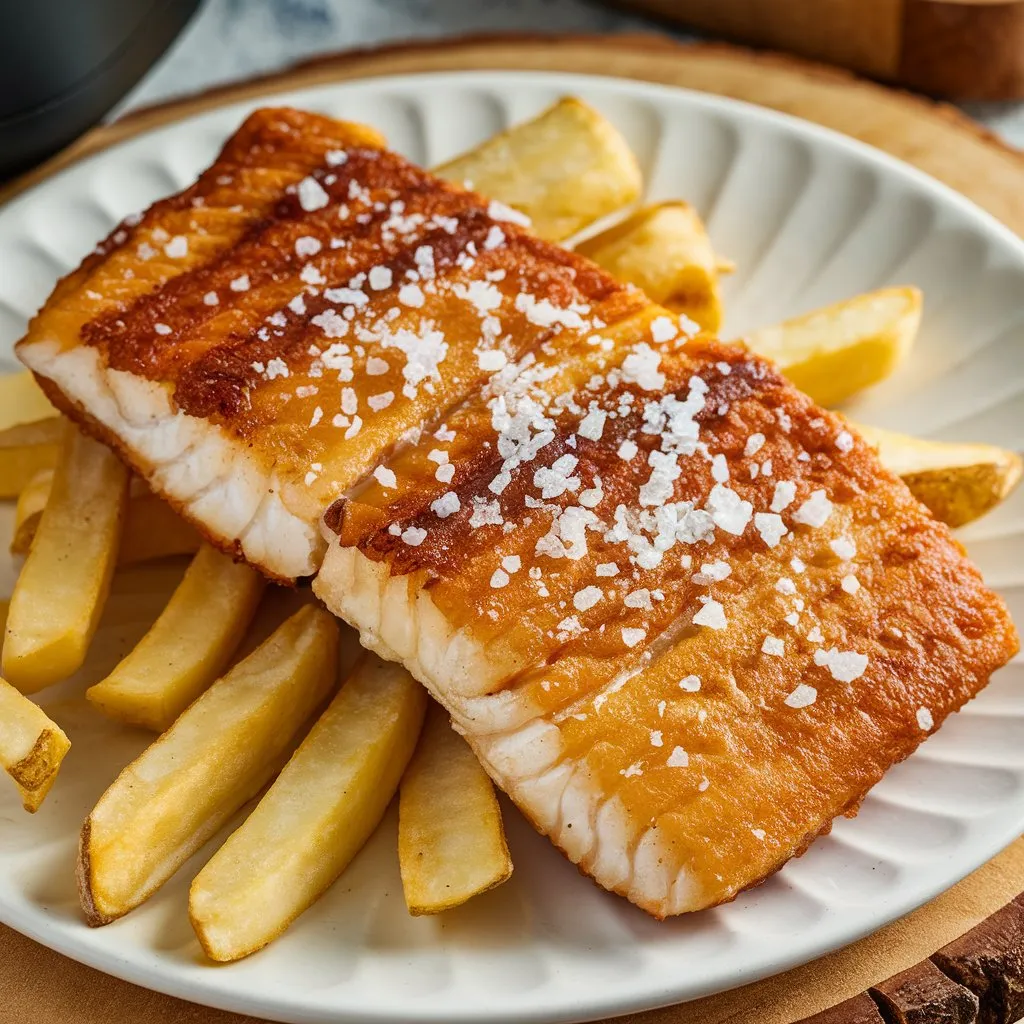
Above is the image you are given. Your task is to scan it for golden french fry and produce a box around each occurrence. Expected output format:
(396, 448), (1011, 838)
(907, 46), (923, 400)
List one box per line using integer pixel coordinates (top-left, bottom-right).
(190, 654), (426, 961)
(435, 97), (642, 242)
(577, 201), (723, 332)
(10, 468), (52, 556)
(78, 604), (341, 926)
(0, 417), (62, 498)
(399, 702), (512, 915)
(3, 424), (128, 693)
(86, 544), (266, 731)
(743, 287), (922, 408)
(856, 423), (1023, 528)
(12, 474), (200, 564)
(0, 372), (55, 431)
(0, 598), (70, 812)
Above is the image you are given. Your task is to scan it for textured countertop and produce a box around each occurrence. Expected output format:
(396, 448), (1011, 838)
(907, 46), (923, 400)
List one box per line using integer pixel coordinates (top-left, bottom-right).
(124, 0), (1024, 148)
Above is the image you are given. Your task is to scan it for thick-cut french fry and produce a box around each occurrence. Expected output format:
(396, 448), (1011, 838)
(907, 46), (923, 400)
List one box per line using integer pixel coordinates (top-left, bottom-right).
(78, 605), (340, 926)
(855, 423), (1023, 527)
(398, 702), (512, 915)
(10, 468), (52, 555)
(3, 424), (128, 693)
(11, 472), (200, 564)
(116, 493), (201, 564)
(0, 598), (70, 812)
(0, 372), (55, 431)
(435, 97), (642, 242)
(577, 201), (723, 332)
(190, 654), (426, 961)
(86, 544), (266, 731)
(0, 417), (61, 498)
(743, 287), (922, 408)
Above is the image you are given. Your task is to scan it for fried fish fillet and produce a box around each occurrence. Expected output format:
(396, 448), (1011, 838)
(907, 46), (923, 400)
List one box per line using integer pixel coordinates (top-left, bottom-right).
(19, 107), (645, 580)
(18, 108), (1018, 916)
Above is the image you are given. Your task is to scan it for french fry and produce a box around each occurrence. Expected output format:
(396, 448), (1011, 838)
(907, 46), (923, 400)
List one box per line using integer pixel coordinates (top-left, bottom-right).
(0, 417), (61, 498)
(435, 97), (642, 242)
(10, 468), (52, 556)
(116, 492), (201, 564)
(86, 544), (266, 731)
(855, 423), (1023, 528)
(11, 472), (201, 564)
(0, 371), (55, 431)
(577, 201), (723, 332)
(190, 654), (426, 961)
(743, 287), (922, 408)
(398, 702), (512, 915)
(78, 604), (340, 926)
(0, 599), (70, 812)
(3, 423), (128, 693)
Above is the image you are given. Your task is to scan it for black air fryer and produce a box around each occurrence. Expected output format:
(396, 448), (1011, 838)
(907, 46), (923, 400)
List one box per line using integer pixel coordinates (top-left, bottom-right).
(0, 0), (201, 179)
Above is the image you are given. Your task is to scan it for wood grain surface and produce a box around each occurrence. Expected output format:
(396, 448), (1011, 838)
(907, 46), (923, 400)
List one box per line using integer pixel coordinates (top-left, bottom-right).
(613, 0), (1024, 99)
(1, 31), (1023, 1024)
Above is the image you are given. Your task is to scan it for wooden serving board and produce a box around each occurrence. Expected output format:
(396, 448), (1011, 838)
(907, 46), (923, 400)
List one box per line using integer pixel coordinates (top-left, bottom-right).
(2, 32), (1024, 1024)
(613, 0), (1024, 100)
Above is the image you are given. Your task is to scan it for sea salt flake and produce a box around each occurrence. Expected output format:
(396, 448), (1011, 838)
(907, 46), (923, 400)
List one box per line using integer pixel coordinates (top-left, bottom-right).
(841, 574), (860, 594)
(596, 562), (619, 577)
(917, 707), (934, 731)
(402, 526), (426, 547)
(751, 829), (767, 841)
(574, 586), (603, 611)
(693, 599), (727, 630)
(785, 684), (817, 709)
(621, 762), (643, 778)
(775, 576), (796, 595)
(830, 537), (856, 559)
(298, 176), (329, 211)
(650, 730), (664, 748)
(650, 315), (677, 344)
(399, 283), (425, 308)
(771, 481), (797, 513)
(164, 235), (188, 258)
(368, 391), (395, 412)
(295, 236), (322, 257)
(432, 491), (461, 519)
(814, 647), (868, 682)
(621, 627), (647, 648)
(745, 433), (765, 456)
(666, 746), (689, 767)
(835, 430), (854, 453)
(754, 512), (788, 548)
(229, 273), (250, 292)
(154, 322), (172, 336)
(483, 225), (505, 250)
(265, 357), (289, 380)
(624, 589), (653, 610)
(368, 265), (393, 290)
(618, 439), (639, 461)
(478, 349), (507, 372)
(490, 569), (510, 589)
(706, 484), (752, 536)
(373, 466), (397, 489)
(762, 635), (785, 656)
(366, 356), (389, 375)
(578, 408), (607, 441)
(793, 489), (833, 527)
(502, 555), (521, 574)
(203, 291), (218, 306)
(487, 199), (531, 227)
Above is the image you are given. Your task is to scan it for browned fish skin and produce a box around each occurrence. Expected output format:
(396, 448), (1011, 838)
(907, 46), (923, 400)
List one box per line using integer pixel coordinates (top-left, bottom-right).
(18, 107), (1019, 916)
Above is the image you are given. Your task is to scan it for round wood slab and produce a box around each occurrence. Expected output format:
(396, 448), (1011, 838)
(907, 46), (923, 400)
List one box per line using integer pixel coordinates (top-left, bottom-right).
(2, 32), (1023, 1024)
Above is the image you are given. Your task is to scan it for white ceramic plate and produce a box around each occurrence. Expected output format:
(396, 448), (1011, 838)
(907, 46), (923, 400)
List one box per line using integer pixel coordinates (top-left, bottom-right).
(1, 71), (1023, 1024)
